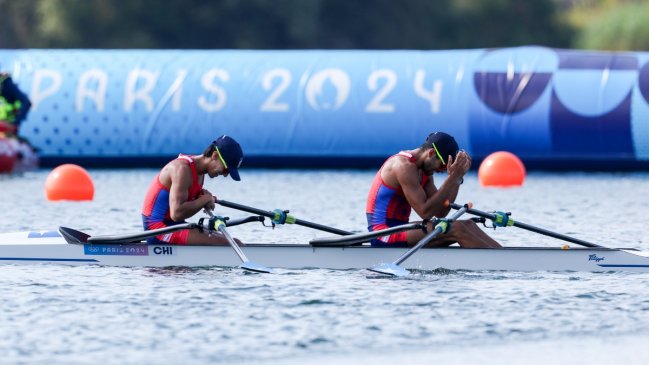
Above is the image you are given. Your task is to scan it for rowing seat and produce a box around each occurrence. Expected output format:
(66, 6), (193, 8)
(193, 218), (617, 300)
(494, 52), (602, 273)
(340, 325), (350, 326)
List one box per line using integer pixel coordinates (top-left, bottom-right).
(59, 226), (90, 244)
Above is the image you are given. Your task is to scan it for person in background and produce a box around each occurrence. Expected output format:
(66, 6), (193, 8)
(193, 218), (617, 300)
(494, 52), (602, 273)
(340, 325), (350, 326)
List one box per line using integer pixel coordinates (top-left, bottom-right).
(0, 72), (32, 137)
(366, 131), (502, 248)
(0, 71), (39, 171)
(142, 135), (244, 245)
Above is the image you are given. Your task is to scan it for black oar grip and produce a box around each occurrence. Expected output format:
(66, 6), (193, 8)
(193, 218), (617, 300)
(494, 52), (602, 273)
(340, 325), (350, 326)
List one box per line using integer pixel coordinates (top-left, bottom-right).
(226, 215), (265, 227)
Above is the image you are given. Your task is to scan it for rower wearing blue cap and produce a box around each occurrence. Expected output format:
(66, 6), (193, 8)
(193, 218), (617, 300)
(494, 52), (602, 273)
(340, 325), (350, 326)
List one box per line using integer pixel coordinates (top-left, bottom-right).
(366, 131), (502, 248)
(141, 135), (244, 245)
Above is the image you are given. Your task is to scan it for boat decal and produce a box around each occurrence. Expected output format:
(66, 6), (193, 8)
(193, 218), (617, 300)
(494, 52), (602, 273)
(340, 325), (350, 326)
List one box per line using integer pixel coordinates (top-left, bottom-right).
(151, 246), (174, 256)
(0, 257), (99, 262)
(27, 231), (62, 238)
(588, 254), (605, 263)
(84, 245), (149, 256)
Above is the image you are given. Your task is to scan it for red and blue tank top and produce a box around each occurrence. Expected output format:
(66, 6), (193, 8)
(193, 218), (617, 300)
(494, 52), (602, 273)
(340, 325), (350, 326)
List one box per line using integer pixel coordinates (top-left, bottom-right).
(142, 155), (204, 228)
(366, 151), (429, 231)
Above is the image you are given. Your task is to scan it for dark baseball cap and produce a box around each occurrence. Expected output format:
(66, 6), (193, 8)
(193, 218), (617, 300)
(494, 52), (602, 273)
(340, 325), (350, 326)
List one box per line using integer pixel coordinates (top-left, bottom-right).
(425, 132), (459, 165)
(214, 135), (243, 181)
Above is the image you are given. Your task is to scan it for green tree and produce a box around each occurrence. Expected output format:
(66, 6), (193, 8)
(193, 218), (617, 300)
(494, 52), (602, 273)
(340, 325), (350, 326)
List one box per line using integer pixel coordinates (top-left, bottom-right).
(0, 1), (39, 48)
(575, 2), (649, 50)
(1, 0), (573, 50)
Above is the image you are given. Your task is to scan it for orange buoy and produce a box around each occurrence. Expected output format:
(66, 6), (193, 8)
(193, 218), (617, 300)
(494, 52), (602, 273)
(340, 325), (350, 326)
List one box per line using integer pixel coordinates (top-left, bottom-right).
(45, 164), (95, 201)
(478, 151), (526, 187)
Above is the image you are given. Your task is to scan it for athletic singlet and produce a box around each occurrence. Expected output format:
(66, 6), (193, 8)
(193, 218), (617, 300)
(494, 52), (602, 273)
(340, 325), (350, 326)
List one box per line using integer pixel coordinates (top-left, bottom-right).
(141, 154), (204, 244)
(366, 151), (429, 246)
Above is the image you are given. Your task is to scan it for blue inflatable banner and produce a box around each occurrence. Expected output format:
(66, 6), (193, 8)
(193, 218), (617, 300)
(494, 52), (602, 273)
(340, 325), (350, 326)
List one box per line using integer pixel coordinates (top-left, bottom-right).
(1, 47), (648, 168)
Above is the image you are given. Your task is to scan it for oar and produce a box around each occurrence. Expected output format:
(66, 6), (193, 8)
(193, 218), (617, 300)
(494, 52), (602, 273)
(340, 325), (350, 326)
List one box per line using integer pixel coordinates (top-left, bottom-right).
(216, 199), (352, 235)
(368, 203), (471, 277)
(448, 203), (603, 248)
(88, 223), (197, 244)
(309, 222), (426, 247)
(87, 215), (264, 244)
(204, 210), (272, 273)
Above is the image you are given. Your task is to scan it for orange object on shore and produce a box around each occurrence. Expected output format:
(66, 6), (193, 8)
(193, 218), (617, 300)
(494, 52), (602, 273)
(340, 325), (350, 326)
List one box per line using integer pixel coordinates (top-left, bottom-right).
(478, 151), (526, 187)
(45, 164), (95, 201)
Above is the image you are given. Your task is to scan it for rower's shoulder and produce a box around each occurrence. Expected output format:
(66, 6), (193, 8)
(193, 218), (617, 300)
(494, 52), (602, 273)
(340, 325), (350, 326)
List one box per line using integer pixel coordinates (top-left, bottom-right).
(389, 154), (417, 173)
(160, 159), (190, 179)
(381, 155), (417, 187)
(168, 159), (193, 173)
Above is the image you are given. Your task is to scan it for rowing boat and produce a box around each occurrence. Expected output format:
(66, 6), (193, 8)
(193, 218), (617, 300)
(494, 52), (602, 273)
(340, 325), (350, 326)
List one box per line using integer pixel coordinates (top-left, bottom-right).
(3, 201), (647, 274)
(1, 228), (648, 272)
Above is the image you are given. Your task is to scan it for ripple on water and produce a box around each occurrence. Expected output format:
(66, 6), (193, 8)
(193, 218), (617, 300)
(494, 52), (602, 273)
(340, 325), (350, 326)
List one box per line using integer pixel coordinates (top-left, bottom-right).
(2, 171), (649, 364)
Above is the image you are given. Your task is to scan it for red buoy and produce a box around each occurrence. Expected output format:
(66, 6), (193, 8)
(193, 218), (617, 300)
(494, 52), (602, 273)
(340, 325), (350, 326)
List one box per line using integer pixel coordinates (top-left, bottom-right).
(478, 151), (526, 187)
(0, 138), (17, 173)
(45, 164), (95, 201)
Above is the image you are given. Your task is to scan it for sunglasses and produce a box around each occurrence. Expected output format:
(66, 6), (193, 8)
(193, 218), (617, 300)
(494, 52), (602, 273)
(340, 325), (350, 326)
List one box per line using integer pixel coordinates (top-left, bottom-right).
(214, 145), (229, 174)
(432, 143), (447, 166)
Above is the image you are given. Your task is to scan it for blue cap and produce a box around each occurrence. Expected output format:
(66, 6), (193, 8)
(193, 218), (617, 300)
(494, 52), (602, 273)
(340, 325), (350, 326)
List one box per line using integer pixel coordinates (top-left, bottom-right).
(425, 132), (459, 165)
(214, 135), (243, 181)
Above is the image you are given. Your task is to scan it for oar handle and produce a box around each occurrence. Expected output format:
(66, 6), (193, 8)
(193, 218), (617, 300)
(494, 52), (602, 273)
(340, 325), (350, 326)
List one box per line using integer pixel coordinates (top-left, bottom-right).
(216, 200), (353, 236)
(449, 203), (603, 248)
(226, 215), (265, 227)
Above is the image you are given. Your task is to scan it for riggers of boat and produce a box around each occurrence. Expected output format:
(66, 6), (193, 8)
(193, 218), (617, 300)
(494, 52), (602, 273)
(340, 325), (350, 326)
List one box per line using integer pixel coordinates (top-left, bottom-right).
(1, 201), (648, 275)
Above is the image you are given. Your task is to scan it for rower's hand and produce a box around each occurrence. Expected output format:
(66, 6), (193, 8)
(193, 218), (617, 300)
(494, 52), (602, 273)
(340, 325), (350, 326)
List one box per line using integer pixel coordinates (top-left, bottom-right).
(199, 190), (216, 211)
(447, 150), (471, 179)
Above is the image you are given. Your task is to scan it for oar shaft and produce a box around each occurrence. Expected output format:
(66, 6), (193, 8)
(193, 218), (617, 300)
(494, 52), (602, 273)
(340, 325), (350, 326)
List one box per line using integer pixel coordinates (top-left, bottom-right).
(217, 224), (249, 262)
(216, 200), (352, 236)
(88, 222), (198, 244)
(205, 210), (272, 273)
(449, 203), (602, 248)
(394, 207), (468, 266)
(310, 222), (423, 247)
(203, 210), (247, 262)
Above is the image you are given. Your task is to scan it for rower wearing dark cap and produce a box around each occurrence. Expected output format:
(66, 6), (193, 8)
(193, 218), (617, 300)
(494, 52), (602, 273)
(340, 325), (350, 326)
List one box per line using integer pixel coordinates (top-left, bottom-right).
(366, 132), (502, 248)
(141, 135), (244, 245)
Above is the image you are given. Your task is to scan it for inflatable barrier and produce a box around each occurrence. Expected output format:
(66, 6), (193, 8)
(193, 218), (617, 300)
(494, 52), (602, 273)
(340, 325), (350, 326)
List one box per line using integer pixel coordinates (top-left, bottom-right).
(1, 47), (648, 169)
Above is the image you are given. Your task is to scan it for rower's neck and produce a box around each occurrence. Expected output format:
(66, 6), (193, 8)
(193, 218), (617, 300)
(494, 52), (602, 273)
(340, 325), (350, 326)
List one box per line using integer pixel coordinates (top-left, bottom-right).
(192, 155), (209, 175)
(407, 148), (426, 168)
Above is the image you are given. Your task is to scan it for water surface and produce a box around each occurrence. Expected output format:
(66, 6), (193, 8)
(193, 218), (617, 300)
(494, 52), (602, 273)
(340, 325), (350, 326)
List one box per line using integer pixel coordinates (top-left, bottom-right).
(1, 169), (648, 364)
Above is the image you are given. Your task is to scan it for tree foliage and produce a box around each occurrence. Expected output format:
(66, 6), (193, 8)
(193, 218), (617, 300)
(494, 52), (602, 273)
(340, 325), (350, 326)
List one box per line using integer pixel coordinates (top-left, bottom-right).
(1, 0), (573, 49)
(575, 2), (649, 51)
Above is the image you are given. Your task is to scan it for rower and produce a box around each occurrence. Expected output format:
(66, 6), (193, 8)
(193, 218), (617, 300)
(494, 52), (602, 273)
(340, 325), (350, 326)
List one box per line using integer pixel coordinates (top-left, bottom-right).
(0, 71), (32, 137)
(141, 135), (244, 245)
(365, 131), (502, 248)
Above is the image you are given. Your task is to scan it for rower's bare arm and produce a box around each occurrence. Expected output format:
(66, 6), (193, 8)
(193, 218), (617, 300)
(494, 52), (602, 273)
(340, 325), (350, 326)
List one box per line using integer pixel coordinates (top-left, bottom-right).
(422, 177), (451, 217)
(168, 164), (209, 221)
(427, 152), (471, 216)
(398, 164), (442, 219)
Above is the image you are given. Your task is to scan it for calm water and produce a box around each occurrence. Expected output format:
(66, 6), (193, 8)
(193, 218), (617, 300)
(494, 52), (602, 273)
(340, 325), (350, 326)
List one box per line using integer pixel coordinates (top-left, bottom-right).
(1, 169), (649, 364)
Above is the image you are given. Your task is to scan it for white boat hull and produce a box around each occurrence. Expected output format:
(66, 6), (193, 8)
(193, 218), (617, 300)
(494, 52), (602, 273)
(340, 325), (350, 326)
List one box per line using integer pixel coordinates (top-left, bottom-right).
(1, 230), (649, 272)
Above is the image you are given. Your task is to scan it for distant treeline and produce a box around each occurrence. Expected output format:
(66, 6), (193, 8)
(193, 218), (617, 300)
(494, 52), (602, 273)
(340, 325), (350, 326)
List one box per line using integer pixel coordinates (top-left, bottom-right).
(1, 0), (648, 50)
